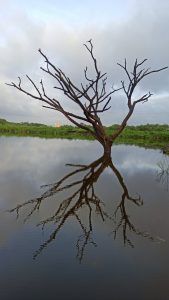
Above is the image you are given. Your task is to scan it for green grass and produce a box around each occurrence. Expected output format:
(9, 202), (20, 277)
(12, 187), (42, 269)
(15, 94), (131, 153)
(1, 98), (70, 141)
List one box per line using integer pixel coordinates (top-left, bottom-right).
(0, 119), (169, 152)
(110, 125), (169, 152)
(0, 120), (94, 140)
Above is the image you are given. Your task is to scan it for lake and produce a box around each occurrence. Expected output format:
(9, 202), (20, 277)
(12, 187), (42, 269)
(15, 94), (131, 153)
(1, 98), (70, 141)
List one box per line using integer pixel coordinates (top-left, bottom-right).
(0, 137), (169, 300)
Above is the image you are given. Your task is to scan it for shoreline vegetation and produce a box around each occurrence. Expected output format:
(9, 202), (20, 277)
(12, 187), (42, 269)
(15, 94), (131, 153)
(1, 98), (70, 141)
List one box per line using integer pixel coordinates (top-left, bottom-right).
(0, 118), (169, 153)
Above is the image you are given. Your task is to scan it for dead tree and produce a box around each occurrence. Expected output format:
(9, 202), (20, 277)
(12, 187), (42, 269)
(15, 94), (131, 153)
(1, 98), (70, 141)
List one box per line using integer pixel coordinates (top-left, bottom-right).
(7, 40), (168, 156)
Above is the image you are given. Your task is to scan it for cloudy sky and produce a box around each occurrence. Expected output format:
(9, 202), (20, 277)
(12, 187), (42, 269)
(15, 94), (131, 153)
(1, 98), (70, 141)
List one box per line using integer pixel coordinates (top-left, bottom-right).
(0, 0), (169, 125)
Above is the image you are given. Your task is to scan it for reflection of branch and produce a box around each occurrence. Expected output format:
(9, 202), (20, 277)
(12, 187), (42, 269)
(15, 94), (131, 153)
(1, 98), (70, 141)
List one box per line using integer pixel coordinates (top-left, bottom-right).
(9, 154), (111, 260)
(8, 154), (161, 261)
(75, 213), (97, 263)
(109, 161), (143, 247)
(157, 157), (169, 191)
(109, 161), (160, 246)
(113, 199), (156, 248)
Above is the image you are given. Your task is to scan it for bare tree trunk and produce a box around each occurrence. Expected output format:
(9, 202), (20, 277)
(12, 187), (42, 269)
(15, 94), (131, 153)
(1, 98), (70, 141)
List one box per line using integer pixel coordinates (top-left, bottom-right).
(102, 138), (112, 157)
(6, 40), (168, 150)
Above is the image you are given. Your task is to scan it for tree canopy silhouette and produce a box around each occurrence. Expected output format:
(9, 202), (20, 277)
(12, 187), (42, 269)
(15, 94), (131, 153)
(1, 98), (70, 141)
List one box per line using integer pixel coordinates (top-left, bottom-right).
(7, 40), (168, 155)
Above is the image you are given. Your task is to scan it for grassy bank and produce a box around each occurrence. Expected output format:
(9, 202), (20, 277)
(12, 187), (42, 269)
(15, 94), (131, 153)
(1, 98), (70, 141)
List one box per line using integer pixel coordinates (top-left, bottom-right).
(0, 119), (169, 152)
(108, 124), (169, 151)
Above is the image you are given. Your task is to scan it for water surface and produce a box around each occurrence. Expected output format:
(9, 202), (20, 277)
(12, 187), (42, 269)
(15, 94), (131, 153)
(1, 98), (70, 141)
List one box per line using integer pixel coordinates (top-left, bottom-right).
(0, 137), (168, 300)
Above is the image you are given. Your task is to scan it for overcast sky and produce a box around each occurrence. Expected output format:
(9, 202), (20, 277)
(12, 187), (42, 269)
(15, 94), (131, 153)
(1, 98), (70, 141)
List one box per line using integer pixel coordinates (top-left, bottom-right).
(0, 0), (169, 125)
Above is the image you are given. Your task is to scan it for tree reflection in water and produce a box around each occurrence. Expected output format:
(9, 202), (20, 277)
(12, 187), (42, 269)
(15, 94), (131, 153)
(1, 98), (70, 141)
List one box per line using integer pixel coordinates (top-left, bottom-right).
(9, 154), (159, 262)
(157, 155), (169, 191)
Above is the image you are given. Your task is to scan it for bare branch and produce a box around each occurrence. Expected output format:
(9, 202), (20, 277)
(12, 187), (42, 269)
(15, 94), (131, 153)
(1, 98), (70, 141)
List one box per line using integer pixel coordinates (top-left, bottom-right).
(7, 41), (168, 152)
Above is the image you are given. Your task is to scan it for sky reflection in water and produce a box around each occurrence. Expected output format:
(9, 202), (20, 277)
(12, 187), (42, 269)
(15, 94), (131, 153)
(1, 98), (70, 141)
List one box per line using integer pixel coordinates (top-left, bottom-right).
(0, 137), (168, 300)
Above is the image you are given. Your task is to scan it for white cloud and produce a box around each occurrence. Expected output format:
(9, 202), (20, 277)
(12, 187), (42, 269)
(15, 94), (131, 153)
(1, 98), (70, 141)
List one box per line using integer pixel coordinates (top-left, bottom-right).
(0, 0), (169, 125)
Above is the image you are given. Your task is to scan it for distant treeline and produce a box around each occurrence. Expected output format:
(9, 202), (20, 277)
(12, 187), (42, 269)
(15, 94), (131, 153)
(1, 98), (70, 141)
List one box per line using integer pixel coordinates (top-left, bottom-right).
(0, 118), (169, 151)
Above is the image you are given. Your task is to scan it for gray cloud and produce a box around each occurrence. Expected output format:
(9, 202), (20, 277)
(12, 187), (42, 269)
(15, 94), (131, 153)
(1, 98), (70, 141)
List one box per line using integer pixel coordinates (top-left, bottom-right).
(0, 0), (169, 125)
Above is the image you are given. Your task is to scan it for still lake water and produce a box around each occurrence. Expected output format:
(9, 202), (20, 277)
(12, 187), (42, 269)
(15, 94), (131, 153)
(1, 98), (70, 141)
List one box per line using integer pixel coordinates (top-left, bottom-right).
(0, 137), (169, 300)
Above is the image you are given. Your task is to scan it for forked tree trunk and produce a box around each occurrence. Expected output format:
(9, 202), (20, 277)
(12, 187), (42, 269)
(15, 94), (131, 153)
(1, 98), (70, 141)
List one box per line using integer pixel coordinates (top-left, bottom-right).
(6, 41), (167, 145)
(102, 137), (113, 158)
